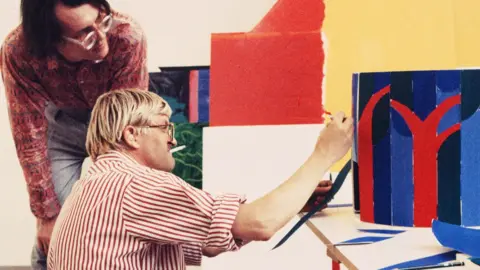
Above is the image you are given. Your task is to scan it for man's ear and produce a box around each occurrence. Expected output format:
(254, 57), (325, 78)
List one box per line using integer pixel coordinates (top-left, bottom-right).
(122, 126), (141, 149)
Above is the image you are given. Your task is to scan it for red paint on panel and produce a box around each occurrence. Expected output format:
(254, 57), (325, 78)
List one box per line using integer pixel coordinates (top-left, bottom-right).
(189, 70), (199, 123)
(209, 0), (326, 126)
(210, 32), (325, 126)
(390, 94), (460, 227)
(358, 85), (390, 223)
(436, 124), (460, 151)
(252, 0), (325, 32)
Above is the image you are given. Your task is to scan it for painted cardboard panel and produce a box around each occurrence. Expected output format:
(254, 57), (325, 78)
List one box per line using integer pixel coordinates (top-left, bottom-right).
(460, 70), (480, 226)
(390, 71), (414, 226)
(435, 71), (461, 225)
(354, 69), (470, 227)
(372, 72), (391, 225)
(209, 0), (326, 127)
(210, 31), (325, 126)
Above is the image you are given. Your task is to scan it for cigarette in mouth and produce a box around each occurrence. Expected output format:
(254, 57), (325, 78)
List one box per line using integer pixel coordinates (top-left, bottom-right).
(170, 145), (186, 153)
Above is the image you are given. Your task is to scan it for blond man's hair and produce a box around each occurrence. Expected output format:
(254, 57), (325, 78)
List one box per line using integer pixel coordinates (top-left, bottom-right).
(86, 89), (172, 161)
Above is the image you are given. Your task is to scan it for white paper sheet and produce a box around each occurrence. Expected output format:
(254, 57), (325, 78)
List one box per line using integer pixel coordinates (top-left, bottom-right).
(203, 124), (325, 200)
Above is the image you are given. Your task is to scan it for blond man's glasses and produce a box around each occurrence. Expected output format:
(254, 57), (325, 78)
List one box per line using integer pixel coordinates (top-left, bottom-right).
(139, 123), (175, 141)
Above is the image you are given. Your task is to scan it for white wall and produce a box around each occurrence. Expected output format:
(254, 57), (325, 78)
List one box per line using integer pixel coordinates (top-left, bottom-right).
(0, 1), (37, 266)
(110, 0), (277, 69)
(0, 1), (339, 269)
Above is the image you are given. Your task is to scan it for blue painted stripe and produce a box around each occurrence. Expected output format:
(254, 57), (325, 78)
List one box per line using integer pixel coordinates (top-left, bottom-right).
(460, 70), (480, 226)
(198, 69), (210, 123)
(357, 229), (405, 235)
(373, 135), (391, 225)
(390, 72), (414, 226)
(373, 72), (391, 225)
(412, 71), (436, 121)
(390, 109), (413, 227)
(337, 236), (391, 245)
(461, 115), (480, 225)
(374, 72), (391, 92)
(435, 70), (461, 225)
(435, 70), (460, 134)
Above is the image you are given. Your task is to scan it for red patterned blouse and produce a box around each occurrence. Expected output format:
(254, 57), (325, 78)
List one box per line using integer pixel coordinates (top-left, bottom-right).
(0, 10), (149, 220)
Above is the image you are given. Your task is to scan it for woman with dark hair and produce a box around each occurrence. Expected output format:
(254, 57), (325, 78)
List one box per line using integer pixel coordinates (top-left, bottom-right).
(0, 0), (149, 268)
(21, 0), (112, 59)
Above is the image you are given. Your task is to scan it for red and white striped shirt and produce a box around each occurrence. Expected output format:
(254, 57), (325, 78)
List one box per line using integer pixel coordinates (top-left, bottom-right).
(47, 151), (246, 269)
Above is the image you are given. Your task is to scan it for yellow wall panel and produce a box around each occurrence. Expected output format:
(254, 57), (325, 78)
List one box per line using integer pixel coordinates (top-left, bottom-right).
(454, 0), (480, 67)
(323, 0), (457, 171)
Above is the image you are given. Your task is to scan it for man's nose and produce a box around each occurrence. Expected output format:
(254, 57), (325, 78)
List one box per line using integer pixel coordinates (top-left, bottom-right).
(170, 137), (178, 146)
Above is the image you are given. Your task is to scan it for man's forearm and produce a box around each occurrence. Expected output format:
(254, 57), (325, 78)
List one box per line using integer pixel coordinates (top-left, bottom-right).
(232, 153), (332, 241)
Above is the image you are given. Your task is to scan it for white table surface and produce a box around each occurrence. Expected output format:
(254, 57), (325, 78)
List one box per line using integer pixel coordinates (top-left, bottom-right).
(303, 206), (479, 269)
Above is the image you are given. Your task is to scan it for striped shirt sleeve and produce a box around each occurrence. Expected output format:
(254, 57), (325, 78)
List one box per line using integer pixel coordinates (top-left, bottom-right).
(121, 173), (246, 254)
(182, 242), (202, 266)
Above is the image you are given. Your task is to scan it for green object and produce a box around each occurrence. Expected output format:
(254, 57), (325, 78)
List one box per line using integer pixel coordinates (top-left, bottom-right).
(171, 122), (208, 189)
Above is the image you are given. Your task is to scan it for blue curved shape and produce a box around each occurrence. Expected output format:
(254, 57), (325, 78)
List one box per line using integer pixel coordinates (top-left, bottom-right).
(271, 159), (351, 250)
(337, 236), (391, 245)
(379, 251), (457, 270)
(432, 219), (480, 257)
(357, 229), (405, 235)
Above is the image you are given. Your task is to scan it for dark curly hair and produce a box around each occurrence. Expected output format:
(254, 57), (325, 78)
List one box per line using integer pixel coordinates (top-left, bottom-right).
(20, 0), (111, 58)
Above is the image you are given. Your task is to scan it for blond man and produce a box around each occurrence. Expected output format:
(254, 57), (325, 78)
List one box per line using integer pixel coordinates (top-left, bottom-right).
(47, 89), (353, 269)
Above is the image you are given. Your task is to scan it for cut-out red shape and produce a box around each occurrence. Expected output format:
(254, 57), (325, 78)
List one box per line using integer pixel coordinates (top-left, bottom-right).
(209, 0), (326, 126)
(210, 32), (325, 126)
(391, 95), (460, 227)
(358, 86), (461, 227)
(252, 0), (325, 33)
(358, 85), (391, 223)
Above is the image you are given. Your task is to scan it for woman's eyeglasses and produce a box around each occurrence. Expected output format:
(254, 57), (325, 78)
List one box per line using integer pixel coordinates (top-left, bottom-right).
(62, 13), (113, 50)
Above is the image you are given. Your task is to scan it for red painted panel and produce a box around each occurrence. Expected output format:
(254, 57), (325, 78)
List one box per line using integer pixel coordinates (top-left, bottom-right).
(252, 0), (325, 32)
(390, 94), (460, 226)
(210, 32), (325, 126)
(358, 86), (390, 222)
(189, 70), (199, 123)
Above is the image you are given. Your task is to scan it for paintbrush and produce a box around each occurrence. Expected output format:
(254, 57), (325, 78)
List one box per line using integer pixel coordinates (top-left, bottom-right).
(394, 261), (465, 270)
